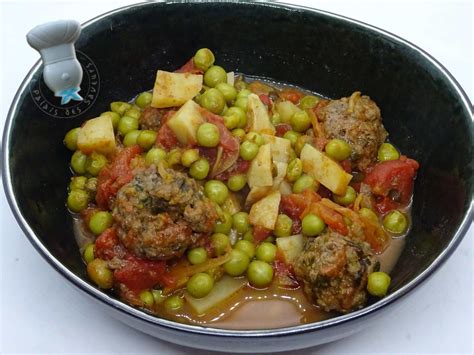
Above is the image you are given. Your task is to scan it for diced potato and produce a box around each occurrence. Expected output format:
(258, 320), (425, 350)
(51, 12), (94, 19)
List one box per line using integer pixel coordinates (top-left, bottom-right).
(185, 276), (246, 315)
(249, 191), (281, 230)
(226, 71), (235, 86)
(167, 100), (204, 145)
(151, 70), (203, 108)
(247, 94), (275, 135)
(222, 192), (242, 215)
(276, 234), (304, 265)
(245, 186), (272, 207)
(275, 100), (301, 123)
(77, 115), (116, 155)
(273, 162), (288, 188)
(262, 134), (292, 163)
(300, 144), (353, 195)
(247, 143), (273, 188)
(279, 181), (293, 196)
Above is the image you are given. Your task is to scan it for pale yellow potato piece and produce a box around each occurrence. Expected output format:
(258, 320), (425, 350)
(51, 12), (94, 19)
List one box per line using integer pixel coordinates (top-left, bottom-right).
(262, 134), (292, 163)
(247, 94), (275, 135)
(249, 191), (281, 230)
(300, 144), (353, 195)
(166, 100), (204, 145)
(247, 143), (273, 188)
(245, 161), (287, 207)
(151, 70), (202, 108)
(77, 115), (116, 155)
(276, 234), (304, 265)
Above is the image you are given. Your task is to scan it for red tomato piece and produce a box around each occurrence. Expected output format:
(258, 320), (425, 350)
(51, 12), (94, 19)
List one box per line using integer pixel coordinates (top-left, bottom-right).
(303, 202), (349, 236)
(174, 58), (203, 74)
(275, 124), (292, 137)
(259, 94), (272, 107)
(280, 190), (321, 220)
(94, 228), (124, 260)
(279, 88), (304, 104)
(114, 256), (169, 291)
(253, 225), (272, 244)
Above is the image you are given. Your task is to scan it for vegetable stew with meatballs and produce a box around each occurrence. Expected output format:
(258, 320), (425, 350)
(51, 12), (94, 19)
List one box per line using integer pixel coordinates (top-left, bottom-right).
(64, 48), (419, 328)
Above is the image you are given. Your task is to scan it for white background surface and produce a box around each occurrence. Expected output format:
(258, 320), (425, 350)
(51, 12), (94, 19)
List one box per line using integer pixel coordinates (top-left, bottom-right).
(0, 0), (472, 353)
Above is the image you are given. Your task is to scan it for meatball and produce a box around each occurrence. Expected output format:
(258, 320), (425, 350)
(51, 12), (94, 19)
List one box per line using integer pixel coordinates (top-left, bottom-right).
(294, 231), (379, 313)
(139, 106), (169, 130)
(317, 92), (387, 171)
(112, 165), (218, 260)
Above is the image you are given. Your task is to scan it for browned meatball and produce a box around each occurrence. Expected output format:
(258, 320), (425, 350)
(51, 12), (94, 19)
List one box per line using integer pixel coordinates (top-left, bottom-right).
(317, 92), (387, 171)
(112, 165), (218, 260)
(139, 106), (169, 130)
(294, 231), (379, 313)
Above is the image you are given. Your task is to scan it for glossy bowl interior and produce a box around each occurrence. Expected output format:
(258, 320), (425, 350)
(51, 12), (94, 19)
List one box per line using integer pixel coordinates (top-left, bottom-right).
(3, 1), (473, 352)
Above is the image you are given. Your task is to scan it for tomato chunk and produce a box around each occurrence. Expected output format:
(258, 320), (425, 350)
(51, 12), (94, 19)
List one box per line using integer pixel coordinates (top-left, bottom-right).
(174, 58), (203, 74)
(114, 256), (169, 291)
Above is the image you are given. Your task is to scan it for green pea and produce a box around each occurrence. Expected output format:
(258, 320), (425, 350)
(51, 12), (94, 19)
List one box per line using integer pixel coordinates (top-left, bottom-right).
(71, 150), (88, 174)
(204, 180), (229, 205)
(236, 89), (251, 99)
(283, 130), (301, 147)
(243, 229), (254, 242)
(152, 289), (167, 304)
(187, 272), (214, 298)
(89, 211), (113, 236)
(214, 212), (232, 234)
(137, 130), (157, 150)
(235, 240), (256, 259)
(333, 186), (357, 206)
(383, 210), (408, 234)
(110, 101), (132, 116)
(224, 249), (250, 276)
(181, 149), (200, 167)
(232, 128), (246, 141)
(67, 189), (89, 212)
(233, 97), (248, 113)
(247, 260), (274, 288)
(135, 92), (153, 108)
(139, 290), (154, 307)
(286, 158), (303, 182)
(64, 127), (80, 150)
(245, 132), (265, 146)
(227, 174), (247, 192)
(166, 148), (182, 166)
(299, 95), (320, 110)
(164, 295), (184, 311)
(294, 135), (312, 157)
(359, 208), (379, 223)
(100, 111), (121, 129)
(83, 243), (95, 264)
(234, 80), (247, 91)
(145, 147), (166, 166)
(197, 122), (220, 148)
(292, 174), (316, 193)
(325, 139), (352, 161)
(187, 247), (208, 265)
(274, 214), (293, 238)
(232, 212), (250, 234)
(200, 88), (226, 114)
(224, 107), (246, 130)
(124, 108), (141, 120)
(377, 143), (400, 162)
(255, 242), (277, 263)
(189, 159), (210, 180)
(123, 129), (141, 147)
(216, 82), (237, 103)
(69, 176), (87, 191)
(276, 100), (301, 123)
(211, 233), (230, 255)
(301, 214), (326, 236)
(193, 48), (215, 71)
(290, 110), (311, 132)
(367, 272), (391, 297)
(118, 115), (139, 136)
(87, 259), (113, 289)
(204, 65), (227, 87)
(85, 152), (108, 176)
(85, 178), (97, 197)
(240, 141), (259, 161)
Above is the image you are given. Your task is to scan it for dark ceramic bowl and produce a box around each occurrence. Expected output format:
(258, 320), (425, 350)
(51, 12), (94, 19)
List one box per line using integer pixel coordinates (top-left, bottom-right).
(2, 1), (473, 352)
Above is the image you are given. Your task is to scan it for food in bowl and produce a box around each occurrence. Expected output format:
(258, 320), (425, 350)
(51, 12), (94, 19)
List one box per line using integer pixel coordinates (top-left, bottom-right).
(64, 48), (419, 329)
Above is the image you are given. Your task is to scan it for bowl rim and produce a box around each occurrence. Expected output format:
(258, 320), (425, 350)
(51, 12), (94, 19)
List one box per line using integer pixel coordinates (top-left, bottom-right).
(2, 0), (473, 338)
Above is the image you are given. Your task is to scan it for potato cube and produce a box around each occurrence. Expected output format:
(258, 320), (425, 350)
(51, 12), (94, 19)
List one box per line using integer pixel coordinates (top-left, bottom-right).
(167, 100), (204, 145)
(247, 94), (275, 135)
(300, 144), (352, 195)
(77, 115), (116, 155)
(247, 143), (273, 188)
(151, 70), (202, 108)
(262, 134), (292, 163)
(249, 191), (281, 230)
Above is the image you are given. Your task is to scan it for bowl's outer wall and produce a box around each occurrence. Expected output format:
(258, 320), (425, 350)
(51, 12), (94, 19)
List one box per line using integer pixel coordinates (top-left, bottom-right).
(5, 0), (473, 342)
